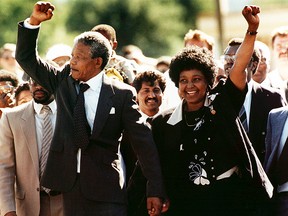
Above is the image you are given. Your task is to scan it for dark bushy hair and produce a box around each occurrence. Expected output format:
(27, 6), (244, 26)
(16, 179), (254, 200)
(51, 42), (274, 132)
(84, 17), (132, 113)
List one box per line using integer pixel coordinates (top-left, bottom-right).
(132, 70), (166, 93)
(169, 46), (216, 89)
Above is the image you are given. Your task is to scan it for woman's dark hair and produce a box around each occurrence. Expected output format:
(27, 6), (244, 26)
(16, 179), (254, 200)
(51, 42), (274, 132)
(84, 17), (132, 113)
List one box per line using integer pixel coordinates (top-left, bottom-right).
(169, 46), (216, 89)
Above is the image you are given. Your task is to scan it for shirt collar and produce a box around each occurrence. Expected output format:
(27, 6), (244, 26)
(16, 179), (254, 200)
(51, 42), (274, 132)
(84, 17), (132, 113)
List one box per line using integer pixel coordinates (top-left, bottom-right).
(33, 99), (57, 115)
(167, 93), (214, 126)
(247, 80), (254, 94)
(167, 99), (184, 125)
(81, 71), (104, 91)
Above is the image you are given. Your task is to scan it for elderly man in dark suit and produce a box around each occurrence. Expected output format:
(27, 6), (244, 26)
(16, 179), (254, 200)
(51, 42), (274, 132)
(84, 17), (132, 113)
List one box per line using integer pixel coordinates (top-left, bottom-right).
(15, 2), (165, 216)
(223, 38), (286, 164)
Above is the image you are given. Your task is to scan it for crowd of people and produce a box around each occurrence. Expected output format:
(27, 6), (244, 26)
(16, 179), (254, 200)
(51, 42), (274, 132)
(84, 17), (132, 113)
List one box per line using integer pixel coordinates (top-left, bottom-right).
(1, 2), (288, 216)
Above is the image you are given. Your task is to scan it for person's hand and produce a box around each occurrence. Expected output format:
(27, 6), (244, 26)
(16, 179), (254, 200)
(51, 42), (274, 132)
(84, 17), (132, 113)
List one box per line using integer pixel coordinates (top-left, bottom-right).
(0, 92), (14, 108)
(242, 5), (260, 32)
(29, 1), (55, 25)
(147, 197), (163, 216)
(4, 211), (17, 216)
(161, 199), (170, 213)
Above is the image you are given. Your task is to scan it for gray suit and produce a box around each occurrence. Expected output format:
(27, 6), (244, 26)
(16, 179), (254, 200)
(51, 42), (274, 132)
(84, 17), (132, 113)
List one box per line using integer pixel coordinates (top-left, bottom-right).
(0, 101), (63, 216)
(264, 107), (288, 185)
(264, 106), (288, 215)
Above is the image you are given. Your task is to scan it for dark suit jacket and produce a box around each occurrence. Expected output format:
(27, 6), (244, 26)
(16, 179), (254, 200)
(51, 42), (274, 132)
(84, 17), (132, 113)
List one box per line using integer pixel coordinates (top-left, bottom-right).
(16, 22), (165, 204)
(248, 82), (286, 163)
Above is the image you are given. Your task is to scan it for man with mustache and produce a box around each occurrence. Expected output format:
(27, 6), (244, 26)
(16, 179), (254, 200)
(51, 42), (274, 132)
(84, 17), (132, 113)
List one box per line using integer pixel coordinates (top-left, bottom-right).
(121, 70), (167, 216)
(267, 26), (288, 101)
(122, 70), (166, 182)
(0, 79), (63, 216)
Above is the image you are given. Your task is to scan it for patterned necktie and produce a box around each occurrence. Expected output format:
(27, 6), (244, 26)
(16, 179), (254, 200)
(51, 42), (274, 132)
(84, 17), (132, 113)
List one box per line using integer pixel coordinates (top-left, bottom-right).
(39, 105), (53, 193)
(239, 105), (248, 132)
(73, 83), (91, 149)
(276, 137), (288, 185)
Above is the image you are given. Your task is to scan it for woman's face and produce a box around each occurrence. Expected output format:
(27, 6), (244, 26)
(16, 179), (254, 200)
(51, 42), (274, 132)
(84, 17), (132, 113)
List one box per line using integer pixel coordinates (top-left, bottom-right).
(178, 69), (208, 111)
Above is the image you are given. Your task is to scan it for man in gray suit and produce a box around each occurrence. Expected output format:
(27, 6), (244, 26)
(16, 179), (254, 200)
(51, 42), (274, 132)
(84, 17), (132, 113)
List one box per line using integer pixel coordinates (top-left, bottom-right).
(0, 79), (63, 216)
(264, 107), (288, 216)
(16, 2), (165, 216)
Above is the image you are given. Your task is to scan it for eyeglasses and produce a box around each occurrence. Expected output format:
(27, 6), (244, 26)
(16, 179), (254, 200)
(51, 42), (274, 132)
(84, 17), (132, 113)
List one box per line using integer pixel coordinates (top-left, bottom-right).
(222, 55), (237, 64)
(0, 84), (14, 94)
(275, 44), (288, 52)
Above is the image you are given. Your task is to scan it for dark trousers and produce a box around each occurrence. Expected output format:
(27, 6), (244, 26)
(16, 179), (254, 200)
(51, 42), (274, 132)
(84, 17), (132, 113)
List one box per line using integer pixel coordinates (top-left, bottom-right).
(63, 174), (127, 216)
(272, 192), (288, 216)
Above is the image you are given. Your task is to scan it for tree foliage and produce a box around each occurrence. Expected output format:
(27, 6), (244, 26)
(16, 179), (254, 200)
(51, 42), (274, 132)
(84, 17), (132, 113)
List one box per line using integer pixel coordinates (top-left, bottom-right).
(0, 0), (35, 46)
(66, 0), (203, 57)
(1, 0), (205, 57)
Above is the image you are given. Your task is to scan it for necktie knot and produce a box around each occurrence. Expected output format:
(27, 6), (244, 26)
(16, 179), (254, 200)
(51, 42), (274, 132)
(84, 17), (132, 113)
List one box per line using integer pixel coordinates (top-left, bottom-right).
(42, 105), (51, 114)
(146, 117), (153, 124)
(80, 83), (90, 93)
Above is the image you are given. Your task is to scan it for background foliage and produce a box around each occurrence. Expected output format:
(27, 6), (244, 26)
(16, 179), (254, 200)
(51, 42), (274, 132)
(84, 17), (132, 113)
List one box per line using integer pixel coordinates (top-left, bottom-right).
(1, 0), (288, 58)
(0, 0), (204, 57)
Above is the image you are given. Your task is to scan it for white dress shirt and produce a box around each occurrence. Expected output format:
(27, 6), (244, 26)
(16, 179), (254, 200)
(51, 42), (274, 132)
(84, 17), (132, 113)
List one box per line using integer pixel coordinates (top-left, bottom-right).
(77, 72), (103, 173)
(242, 80), (253, 130)
(33, 100), (57, 157)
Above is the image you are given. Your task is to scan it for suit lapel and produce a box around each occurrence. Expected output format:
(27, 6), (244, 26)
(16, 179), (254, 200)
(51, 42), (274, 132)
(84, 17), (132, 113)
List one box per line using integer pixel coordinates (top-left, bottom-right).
(91, 76), (114, 138)
(266, 109), (288, 177)
(249, 83), (263, 129)
(68, 75), (78, 108)
(20, 101), (39, 176)
(271, 110), (288, 154)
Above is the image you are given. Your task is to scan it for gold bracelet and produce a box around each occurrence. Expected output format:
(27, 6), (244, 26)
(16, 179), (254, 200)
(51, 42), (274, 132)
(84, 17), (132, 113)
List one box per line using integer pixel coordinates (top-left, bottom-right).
(246, 30), (258, 35)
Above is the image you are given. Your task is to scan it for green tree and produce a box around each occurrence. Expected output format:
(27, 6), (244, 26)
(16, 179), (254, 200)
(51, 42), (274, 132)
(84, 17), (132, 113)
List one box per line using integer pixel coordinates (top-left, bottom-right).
(66, 0), (196, 57)
(0, 0), (73, 56)
(0, 0), (35, 46)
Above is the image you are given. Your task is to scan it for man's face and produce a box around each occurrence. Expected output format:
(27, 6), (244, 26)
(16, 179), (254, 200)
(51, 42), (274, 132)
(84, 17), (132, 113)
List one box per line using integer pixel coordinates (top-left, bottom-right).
(0, 50), (16, 72)
(0, 81), (14, 95)
(137, 81), (163, 116)
(273, 35), (288, 64)
(16, 90), (32, 106)
(53, 56), (71, 68)
(223, 45), (240, 75)
(0, 80), (15, 108)
(29, 80), (54, 105)
(70, 42), (101, 82)
(252, 49), (268, 83)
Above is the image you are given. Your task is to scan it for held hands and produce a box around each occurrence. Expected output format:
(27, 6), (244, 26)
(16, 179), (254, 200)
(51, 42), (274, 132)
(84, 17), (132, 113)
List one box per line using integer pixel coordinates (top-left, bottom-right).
(29, 1), (55, 25)
(242, 5), (260, 32)
(147, 197), (170, 215)
(147, 197), (163, 216)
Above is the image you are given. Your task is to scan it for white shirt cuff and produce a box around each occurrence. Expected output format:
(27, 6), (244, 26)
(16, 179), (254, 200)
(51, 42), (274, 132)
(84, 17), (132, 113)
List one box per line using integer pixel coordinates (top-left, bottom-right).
(23, 18), (41, 29)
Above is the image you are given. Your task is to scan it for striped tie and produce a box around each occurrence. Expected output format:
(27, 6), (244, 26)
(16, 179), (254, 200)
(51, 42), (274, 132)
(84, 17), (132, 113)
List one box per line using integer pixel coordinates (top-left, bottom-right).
(239, 105), (248, 132)
(40, 105), (53, 193)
